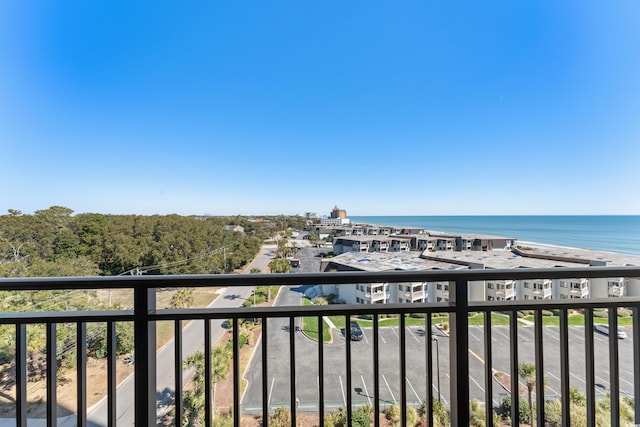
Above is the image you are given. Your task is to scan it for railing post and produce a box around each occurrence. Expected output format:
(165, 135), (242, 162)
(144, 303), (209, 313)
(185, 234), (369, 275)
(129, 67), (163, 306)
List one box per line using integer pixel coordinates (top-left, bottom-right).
(449, 279), (469, 426)
(134, 285), (157, 427)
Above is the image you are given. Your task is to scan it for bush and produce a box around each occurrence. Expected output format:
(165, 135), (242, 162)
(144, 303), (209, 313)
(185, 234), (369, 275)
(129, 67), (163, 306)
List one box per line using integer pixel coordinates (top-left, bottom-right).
(593, 308), (608, 318)
(269, 407), (291, 427)
(86, 322), (135, 358)
(353, 404), (373, 427)
(410, 313), (426, 319)
(498, 396), (530, 423)
(542, 310), (554, 317)
(618, 307), (632, 317)
(544, 399), (562, 426)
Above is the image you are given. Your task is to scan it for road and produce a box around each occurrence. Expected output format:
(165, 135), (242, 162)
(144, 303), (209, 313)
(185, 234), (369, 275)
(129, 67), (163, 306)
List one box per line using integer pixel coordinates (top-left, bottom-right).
(84, 244), (278, 427)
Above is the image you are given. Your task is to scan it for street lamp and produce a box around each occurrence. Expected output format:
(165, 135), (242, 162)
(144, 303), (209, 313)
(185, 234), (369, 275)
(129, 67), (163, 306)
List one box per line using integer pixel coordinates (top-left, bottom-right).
(432, 336), (441, 402)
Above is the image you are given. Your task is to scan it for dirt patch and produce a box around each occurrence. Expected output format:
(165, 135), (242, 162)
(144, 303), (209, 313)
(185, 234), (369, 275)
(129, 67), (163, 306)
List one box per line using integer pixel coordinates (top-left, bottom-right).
(0, 355), (134, 418)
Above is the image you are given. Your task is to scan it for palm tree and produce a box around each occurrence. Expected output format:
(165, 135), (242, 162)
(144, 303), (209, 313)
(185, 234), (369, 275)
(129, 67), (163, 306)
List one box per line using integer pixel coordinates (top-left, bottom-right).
(170, 288), (194, 308)
(518, 362), (536, 423)
(183, 346), (232, 425)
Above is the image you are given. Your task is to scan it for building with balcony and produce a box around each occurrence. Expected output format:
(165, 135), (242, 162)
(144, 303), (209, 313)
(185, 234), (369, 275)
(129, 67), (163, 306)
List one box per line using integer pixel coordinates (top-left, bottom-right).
(322, 245), (640, 304)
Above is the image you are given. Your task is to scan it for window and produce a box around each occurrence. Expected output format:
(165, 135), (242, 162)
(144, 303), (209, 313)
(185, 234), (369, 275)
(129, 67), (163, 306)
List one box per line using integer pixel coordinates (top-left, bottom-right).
(560, 281), (568, 288)
(488, 283), (494, 289)
(437, 297), (442, 302)
(524, 282), (530, 289)
(487, 296), (494, 301)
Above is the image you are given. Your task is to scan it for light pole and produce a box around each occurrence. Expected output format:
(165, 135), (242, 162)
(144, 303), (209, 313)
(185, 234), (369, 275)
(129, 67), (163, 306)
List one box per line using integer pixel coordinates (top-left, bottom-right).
(432, 336), (441, 402)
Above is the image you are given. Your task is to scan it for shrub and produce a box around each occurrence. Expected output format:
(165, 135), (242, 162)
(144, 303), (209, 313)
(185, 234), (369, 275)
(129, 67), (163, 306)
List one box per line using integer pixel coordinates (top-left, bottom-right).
(618, 307), (632, 317)
(544, 399), (562, 426)
(385, 404), (401, 424)
(593, 309), (608, 318)
(353, 404), (373, 427)
(269, 407), (291, 427)
(410, 313), (426, 319)
(542, 310), (554, 317)
(498, 396), (530, 423)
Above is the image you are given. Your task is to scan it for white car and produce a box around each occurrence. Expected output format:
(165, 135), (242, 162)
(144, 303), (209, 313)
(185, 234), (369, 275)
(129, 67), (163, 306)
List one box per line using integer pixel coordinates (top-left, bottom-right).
(594, 324), (628, 339)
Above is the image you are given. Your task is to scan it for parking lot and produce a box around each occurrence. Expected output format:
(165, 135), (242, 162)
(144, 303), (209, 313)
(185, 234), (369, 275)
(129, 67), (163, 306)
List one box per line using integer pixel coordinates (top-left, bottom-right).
(242, 311), (635, 413)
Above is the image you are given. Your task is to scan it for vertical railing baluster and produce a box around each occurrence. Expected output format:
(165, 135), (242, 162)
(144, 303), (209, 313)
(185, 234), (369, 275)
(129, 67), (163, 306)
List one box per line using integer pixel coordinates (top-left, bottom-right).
(107, 321), (117, 427)
(233, 316), (241, 426)
(426, 314), (433, 427)
(633, 306), (640, 426)
(399, 313), (407, 426)
(289, 316), (297, 426)
(345, 313), (352, 426)
(174, 320), (183, 427)
(318, 315), (324, 427)
(373, 314), (380, 427)
(560, 308), (570, 426)
(534, 310), (544, 427)
(509, 311), (519, 425)
(609, 307), (620, 427)
(77, 322), (87, 427)
(262, 316), (269, 427)
(484, 311), (493, 427)
(17, 323), (27, 427)
(585, 308), (596, 427)
(47, 323), (57, 427)
(134, 285), (156, 427)
(204, 318), (212, 427)
(449, 279), (470, 426)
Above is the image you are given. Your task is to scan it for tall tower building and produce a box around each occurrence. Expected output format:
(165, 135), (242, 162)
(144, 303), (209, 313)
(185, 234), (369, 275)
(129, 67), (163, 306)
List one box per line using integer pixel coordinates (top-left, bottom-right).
(330, 206), (347, 219)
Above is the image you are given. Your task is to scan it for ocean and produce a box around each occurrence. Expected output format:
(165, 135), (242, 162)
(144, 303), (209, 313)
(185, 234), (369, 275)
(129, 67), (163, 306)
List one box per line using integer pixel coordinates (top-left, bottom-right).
(349, 216), (640, 256)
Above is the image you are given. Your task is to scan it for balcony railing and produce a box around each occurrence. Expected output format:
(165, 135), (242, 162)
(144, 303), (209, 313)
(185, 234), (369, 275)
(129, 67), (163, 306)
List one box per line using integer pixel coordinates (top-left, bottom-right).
(1, 266), (640, 427)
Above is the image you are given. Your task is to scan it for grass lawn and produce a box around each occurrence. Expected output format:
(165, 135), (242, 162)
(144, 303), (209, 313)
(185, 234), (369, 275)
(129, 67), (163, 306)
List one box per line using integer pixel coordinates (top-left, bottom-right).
(300, 298), (332, 342)
(524, 314), (634, 326)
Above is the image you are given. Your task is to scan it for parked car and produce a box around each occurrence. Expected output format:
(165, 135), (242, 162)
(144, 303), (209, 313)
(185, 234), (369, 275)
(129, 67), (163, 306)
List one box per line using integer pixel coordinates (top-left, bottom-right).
(350, 321), (364, 341)
(594, 324), (627, 339)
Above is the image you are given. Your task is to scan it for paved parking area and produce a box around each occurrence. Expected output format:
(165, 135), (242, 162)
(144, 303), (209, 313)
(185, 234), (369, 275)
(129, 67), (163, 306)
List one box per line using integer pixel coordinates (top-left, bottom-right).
(242, 318), (635, 413)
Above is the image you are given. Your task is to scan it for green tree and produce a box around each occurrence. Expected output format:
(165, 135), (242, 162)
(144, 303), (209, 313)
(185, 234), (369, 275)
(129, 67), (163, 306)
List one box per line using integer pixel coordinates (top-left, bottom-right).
(268, 258), (291, 273)
(183, 347), (232, 425)
(518, 362), (536, 423)
(171, 288), (194, 308)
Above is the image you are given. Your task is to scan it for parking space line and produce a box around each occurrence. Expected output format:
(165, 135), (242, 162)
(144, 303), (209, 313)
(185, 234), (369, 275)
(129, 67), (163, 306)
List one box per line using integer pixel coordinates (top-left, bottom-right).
(268, 378), (275, 409)
(338, 375), (346, 406)
(468, 328), (482, 342)
(382, 374), (397, 404)
(492, 327), (510, 340)
(379, 329), (387, 344)
(432, 384), (449, 406)
(407, 327), (421, 343)
(406, 377), (422, 405)
(389, 327), (400, 339)
(469, 375), (484, 394)
(361, 375), (372, 406)
(362, 329), (370, 345)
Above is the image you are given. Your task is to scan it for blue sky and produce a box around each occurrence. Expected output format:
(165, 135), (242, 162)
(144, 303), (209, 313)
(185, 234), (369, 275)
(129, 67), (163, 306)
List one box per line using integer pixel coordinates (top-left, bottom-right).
(1, 1), (639, 216)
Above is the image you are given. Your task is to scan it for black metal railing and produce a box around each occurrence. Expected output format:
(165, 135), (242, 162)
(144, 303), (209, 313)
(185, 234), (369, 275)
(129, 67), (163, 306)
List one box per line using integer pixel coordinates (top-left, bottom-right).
(1, 266), (640, 426)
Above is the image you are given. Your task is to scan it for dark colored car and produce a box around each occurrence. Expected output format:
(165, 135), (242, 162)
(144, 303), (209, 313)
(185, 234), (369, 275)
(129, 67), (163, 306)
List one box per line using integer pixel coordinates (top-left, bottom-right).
(350, 321), (364, 341)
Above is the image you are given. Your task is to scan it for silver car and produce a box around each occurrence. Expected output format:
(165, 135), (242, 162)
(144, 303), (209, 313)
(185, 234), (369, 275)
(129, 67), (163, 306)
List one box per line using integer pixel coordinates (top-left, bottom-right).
(594, 324), (628, 339)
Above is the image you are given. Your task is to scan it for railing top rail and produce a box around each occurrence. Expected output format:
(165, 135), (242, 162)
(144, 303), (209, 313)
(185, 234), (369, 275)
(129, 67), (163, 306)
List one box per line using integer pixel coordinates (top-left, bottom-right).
(0, 266), (639, 290)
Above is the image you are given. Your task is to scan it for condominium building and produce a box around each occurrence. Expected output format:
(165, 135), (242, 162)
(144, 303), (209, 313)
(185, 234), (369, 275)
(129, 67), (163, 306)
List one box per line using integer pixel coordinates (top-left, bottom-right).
(320, 246), (640, 304)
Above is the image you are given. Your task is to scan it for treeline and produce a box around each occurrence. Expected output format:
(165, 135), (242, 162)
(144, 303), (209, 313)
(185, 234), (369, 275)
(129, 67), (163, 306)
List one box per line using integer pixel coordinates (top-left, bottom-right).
(0, 206), (306, 277)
